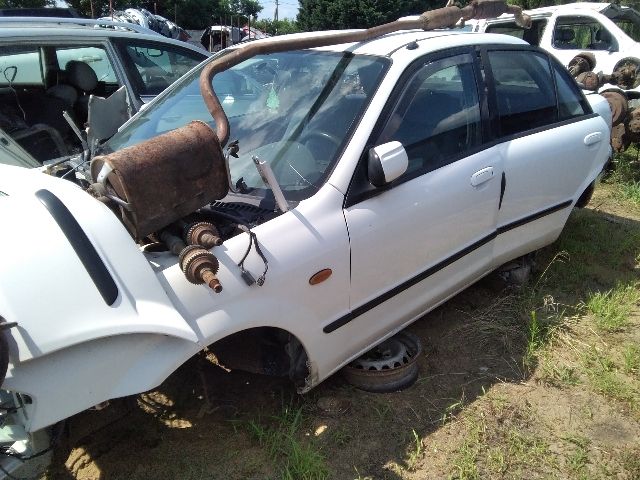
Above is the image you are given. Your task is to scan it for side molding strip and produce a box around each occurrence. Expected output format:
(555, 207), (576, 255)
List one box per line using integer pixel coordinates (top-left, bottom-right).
(324, 199), (572, 334)
(36, 189), (119, 306)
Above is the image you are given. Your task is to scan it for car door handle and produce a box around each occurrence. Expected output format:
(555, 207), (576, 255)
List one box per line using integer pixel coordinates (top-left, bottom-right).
(584, 132), (603, 146)
(470, 167), (494, 187)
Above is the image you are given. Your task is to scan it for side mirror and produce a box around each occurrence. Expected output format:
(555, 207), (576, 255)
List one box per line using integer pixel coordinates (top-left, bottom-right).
(367, 141), (408, 187)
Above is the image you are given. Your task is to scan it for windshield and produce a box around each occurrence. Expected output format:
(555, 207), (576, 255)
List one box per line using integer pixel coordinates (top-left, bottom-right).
(105, 50), (388, 202)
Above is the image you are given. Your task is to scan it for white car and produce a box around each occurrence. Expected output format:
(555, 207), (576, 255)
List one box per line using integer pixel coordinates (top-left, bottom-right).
(0, 12), (611, 466)
(470, 3), (640, 91)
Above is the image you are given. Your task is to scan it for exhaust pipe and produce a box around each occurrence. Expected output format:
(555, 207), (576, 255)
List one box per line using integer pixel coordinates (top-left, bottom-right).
(199, 0), (531, 147)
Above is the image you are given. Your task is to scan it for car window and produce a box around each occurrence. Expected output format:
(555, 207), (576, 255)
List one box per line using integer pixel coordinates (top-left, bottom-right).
(485, 19), (547, 46)
(378, 54), (481, 179)
(116, 40), (205, 96)
(553, 16), (616, 51)
(0, 46), (43, 85)
(487, 50), (557, 137)
(553, 63), (588, 120)
(56, 46), (117, 83)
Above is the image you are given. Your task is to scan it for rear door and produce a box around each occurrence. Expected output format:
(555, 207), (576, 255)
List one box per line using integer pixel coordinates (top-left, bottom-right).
(483, 47), (609, 264)
(334, 49), (503, 345)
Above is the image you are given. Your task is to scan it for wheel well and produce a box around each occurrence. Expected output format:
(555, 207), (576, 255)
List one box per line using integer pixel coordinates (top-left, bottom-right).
(207, 327), (309, 387)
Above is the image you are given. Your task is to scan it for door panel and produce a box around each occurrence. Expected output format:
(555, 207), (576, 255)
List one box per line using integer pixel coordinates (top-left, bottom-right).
(341, 52), (501, 346)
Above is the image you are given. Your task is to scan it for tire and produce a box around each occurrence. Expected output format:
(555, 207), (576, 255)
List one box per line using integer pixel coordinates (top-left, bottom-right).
(576, 181), (595, 208)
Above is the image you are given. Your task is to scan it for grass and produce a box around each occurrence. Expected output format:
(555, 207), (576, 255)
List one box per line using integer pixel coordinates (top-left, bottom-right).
(581, 347), (638, 408)
(582, 283), (640, 332)
(246, 403), (328, 480)
(623, 344), (640, 376)
(564, 435), (591, 478)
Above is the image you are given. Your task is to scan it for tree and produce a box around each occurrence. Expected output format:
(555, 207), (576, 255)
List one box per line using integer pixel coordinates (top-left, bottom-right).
(0, 0), (54, 7)
(253, 18), (300, 35)
(297, 0), (441, 30)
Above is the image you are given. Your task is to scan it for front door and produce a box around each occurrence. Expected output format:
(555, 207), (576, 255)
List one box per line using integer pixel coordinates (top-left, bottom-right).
(334, 51), (502, 352)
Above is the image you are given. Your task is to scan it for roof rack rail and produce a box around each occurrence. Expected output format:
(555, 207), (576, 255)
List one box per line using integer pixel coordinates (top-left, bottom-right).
(0, 16), (160, 36)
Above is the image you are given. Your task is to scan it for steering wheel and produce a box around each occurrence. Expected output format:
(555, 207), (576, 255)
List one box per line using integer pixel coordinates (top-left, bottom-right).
(300, 130), (342, 150)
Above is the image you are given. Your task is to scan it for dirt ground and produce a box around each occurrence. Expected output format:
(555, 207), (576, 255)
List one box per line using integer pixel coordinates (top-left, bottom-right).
(45, 181), (639, 480)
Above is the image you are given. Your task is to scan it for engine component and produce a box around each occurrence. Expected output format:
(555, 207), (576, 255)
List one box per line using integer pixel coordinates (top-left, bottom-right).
(342, 331), (422, 393)
(601, 91), (629, 126)
(575, 71), (601, 91)
(159, 230), (187, 256)
(568, 52), (596, 76)
(611, 123), (631, 153)
(184, 221), (223, 249)
(179, 245), (222, 292)
(611, 59), (640, 90)
(90, 121), (228, 240)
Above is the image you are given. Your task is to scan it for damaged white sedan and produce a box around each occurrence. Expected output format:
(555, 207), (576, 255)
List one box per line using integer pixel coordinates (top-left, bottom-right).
(0, 0), (611, 465)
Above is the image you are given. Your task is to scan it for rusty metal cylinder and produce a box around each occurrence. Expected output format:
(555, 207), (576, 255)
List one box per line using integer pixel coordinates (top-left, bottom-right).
(602, 91), (629, 126)
(576, 71), (601, 91)
(179, 245), (223, 293)
(91, 121), (228, 239)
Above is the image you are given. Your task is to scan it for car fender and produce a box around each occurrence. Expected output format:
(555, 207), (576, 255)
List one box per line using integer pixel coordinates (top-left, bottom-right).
(0, 165), (199, 365)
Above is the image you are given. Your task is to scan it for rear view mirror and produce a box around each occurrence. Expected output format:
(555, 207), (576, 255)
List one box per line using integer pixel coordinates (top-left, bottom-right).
(367, 141), (408, 187)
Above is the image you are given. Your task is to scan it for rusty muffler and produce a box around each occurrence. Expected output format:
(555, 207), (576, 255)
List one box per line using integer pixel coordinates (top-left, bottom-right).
(91, 121), (229, 239)
(199, 0), (531, 147)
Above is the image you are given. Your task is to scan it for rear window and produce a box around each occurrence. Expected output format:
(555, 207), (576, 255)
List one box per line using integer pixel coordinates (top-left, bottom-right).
(488, 50), (557, 137)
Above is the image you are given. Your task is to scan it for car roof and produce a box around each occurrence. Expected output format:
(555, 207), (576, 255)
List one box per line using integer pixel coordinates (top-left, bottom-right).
(0, 17), (208, 53)
(232, 30), (526, 58)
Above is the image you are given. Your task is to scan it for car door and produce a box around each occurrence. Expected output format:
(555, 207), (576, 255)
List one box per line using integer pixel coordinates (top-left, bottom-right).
(113, 38), (207, 108)
(334, 50), (503, 346)
(483, 47), (609, 265)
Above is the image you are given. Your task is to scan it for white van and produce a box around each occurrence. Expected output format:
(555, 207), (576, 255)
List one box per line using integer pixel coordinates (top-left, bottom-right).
(471, 3), (640, 91)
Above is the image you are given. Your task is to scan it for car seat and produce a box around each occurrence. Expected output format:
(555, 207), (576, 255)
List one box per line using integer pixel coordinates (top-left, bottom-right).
(588, 28), (613, 50)
(555, 28), (576, 49)
(46, 60), (98, 127)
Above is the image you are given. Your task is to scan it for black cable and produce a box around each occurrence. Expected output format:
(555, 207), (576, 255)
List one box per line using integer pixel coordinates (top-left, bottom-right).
(205, 208), (269, 285)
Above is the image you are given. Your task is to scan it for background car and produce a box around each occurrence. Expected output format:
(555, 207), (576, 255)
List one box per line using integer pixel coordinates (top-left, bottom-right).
(0, 17), (209, 161)
(470, 3), (640, 93)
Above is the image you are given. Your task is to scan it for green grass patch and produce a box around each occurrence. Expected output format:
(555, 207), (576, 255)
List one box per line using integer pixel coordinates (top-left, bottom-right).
(582, 283), (640, 332)
(582, 348), (638, 407)
(623, 344), (640, 377)
(247, 404), (328, 480)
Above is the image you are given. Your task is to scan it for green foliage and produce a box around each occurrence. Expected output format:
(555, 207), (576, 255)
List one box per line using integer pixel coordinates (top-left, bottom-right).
(247, 404), (328, 480)
(297, 0), (441, 30)
(253, 18), (300, 35)
(0, 0), (54, 8)
(583, 283), (640, 332)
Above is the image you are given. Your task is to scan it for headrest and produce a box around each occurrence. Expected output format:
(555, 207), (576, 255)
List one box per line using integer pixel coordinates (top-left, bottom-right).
(557, 28), (575, 42)
(596, 28), (611, 42)
(66, 61), (98, 92)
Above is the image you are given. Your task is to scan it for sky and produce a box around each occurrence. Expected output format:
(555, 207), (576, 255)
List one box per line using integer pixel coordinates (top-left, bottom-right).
(257, 0), (299, 20)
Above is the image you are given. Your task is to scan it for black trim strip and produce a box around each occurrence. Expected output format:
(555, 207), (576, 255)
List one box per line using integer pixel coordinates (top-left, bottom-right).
(36, 189), (119, 306)
(324, 199), (572, 334)
(496, 199), (572, 234)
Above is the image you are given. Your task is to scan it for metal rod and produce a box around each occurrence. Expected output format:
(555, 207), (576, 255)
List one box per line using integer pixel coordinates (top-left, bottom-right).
(199, 0), (531, 147)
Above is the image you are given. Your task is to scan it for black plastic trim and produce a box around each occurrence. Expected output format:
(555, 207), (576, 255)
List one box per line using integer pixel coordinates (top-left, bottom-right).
(36, 189), (119, 306)
(324, 199), (572, 334)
